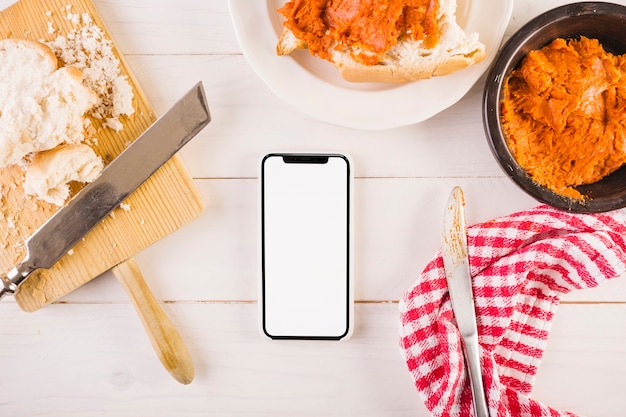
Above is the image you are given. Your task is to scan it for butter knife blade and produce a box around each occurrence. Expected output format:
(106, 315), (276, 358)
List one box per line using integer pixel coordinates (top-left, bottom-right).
(442, 186), (489, 417)
(0, 82), (211, 299)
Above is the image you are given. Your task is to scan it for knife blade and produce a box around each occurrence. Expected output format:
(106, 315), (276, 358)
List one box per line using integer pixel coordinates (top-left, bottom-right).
(442, 186), (489, 417)
(0, 81), (211, 299)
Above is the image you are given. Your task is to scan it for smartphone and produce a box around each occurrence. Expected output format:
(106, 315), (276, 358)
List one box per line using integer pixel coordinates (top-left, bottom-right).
(260, 153), (352, 340)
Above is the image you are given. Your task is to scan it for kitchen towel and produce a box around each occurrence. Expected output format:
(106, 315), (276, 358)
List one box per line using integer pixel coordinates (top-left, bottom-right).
(399, 204), (626, 417)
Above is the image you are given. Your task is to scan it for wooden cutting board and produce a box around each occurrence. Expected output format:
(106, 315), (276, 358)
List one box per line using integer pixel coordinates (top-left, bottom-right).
(0, 0), (205, 312)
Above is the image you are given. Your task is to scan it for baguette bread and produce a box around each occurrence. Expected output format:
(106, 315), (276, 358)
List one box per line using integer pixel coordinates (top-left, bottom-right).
(0, 39), (98, 167)
(276, 0), (486, 83)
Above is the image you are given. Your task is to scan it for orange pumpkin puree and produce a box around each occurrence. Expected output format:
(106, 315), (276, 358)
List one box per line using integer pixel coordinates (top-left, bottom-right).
(278, 0), (439, 65)
(501, 37), (626, 200)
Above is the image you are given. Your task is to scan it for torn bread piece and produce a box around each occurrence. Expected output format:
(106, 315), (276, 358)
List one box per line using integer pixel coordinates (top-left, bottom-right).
(47, 13), (135, 131)
(23, 143), (104, 206)
(277, 0), (486, 83)
(0, 39), (98, 167)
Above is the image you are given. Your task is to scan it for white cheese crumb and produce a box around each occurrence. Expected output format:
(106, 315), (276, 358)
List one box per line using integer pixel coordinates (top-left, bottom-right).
(67, 249), (74, 255)
(120, 203), (131, 211)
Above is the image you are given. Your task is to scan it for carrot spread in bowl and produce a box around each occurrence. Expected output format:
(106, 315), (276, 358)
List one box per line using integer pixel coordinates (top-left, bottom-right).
(277, 0), (440, 65)
(501, 37), (626, 200)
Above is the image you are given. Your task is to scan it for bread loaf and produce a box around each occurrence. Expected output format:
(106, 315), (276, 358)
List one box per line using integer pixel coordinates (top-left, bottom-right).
(276, 0), (486, 83)
(0, 39), (98, 167)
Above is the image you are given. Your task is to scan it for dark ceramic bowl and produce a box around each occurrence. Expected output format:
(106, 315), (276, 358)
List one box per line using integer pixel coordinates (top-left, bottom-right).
(483, 2), (626, 213)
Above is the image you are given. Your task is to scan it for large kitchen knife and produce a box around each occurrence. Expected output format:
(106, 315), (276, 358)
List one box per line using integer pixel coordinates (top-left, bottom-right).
(0, 82), (210, 299)
(442, 186), (490, 417)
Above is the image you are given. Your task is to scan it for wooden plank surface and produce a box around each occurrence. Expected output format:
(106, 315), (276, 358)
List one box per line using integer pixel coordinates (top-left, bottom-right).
(1, 300), (626, 417)
(0, 0), (204, 311)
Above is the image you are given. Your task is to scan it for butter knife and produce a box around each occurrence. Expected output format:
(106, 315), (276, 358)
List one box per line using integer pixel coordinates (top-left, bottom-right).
(442, 186), (489, 417)
(0, 82), (211, 299)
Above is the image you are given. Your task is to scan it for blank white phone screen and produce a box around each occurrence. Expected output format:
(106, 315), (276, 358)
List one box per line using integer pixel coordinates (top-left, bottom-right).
(262, 154), (350, 339)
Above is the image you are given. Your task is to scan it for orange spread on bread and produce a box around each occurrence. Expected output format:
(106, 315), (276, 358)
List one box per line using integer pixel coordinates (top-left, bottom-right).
(501, 37), (626, 199)
(278, 0), (439, 65)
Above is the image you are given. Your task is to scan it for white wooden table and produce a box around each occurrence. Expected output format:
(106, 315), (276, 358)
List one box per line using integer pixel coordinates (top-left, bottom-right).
(1, 1), (625, 416)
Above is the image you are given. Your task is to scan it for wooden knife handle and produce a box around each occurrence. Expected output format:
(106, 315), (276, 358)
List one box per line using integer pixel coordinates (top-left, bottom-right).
(112, 258), (194, 385)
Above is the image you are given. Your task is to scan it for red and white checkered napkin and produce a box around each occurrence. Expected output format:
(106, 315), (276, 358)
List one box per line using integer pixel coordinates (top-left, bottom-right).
(399, 205), (626, 417)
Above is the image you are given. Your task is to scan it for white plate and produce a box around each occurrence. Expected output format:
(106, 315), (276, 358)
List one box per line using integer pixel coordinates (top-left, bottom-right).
(228, 0), (513, 130)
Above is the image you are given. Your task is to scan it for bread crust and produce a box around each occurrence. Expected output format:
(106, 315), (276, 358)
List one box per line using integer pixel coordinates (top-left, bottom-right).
(58, 65), (85, 82)
(276, 28), (305, 56)
(338, 48), (487, 83)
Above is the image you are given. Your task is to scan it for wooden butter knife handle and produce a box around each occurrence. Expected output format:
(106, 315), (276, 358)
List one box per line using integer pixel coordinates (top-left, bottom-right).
(112, 258), (194, 385)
